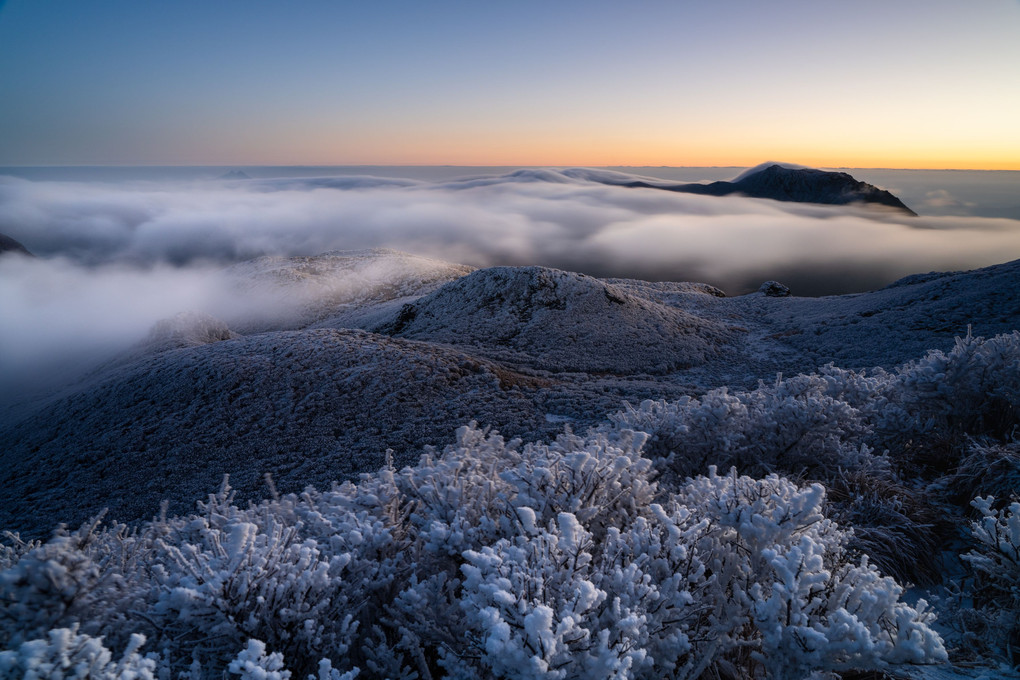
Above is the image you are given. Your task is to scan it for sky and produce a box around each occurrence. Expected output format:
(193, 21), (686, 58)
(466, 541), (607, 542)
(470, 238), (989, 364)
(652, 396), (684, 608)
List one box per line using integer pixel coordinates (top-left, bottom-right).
(0, 0), (1018, 169)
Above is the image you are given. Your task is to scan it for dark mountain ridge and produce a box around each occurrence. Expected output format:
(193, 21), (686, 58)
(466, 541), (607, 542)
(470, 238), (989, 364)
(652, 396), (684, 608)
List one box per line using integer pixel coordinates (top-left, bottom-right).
(0, 232), (33, 257)
(614, 164), (917, 214)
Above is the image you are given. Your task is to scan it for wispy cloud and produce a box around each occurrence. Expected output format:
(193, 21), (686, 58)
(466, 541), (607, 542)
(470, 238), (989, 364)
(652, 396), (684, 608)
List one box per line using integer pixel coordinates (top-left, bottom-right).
(921, 188), (976, 211)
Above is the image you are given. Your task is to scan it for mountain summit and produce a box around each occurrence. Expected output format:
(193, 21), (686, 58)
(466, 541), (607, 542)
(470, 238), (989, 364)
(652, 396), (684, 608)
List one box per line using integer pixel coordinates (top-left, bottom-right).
(725, 164), (916, 214)
(608, 164), (916, 214)
(0, 232), (33, 257)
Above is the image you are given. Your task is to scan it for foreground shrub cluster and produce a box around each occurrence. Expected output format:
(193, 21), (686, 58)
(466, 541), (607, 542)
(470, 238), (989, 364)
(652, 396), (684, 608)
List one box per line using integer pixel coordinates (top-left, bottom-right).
(3, 331), (1019, 677)
(1, 426), (947, 679)
(609, 331), (1020, 481)
(609, 331), (1020, 666)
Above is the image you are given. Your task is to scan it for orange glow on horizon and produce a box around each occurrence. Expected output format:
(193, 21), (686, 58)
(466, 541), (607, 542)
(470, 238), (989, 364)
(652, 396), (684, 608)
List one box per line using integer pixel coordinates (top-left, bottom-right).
(194, 116), (1020, 171)
(213, 147), (1020, 172)
(138, 115), (1020, 171)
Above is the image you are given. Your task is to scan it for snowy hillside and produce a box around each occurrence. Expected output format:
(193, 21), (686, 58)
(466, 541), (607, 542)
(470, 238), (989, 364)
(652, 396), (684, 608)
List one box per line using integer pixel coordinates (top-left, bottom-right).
(1, 249), (1019, 678)
(3, 251), (1019, 536)
(376, 266), (735, 373)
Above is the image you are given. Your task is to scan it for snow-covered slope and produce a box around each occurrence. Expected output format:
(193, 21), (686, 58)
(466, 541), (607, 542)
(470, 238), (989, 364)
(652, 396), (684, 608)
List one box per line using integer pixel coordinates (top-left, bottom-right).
(0, 328), (607, 536)
(731, 257), (1020, 370)
(376, 266), (736, 374)
(2, 248), (1020, 677)
(2, 252), (1019, 538)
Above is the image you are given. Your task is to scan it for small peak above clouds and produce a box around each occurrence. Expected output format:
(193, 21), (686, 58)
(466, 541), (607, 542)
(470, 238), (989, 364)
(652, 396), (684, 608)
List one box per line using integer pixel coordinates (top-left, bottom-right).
(563, 163), (917, 214)
(726, 164), (917, 215)
(732, 162), (811, 182)
(217, 169), (252, 180)
(0, 232), (33, 257)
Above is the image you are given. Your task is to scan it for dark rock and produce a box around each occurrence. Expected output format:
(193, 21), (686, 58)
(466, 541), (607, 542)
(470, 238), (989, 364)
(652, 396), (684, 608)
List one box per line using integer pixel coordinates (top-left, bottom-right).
(617, 164), (916, 214)
(0, 232), (33, 257)
(759, 280), (791, 297)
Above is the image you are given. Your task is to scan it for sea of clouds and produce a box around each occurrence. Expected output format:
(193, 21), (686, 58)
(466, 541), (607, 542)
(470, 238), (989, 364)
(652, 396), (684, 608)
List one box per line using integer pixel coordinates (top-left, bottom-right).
(2, 169), (1019, 406)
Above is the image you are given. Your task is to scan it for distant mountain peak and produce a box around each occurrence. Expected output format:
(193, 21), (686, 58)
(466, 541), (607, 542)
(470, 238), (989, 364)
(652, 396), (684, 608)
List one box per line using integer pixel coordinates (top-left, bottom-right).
(731, 161), (811, 182)
(565, 163), (916, 215)
(727, 164), (917, 214)
(0, 232), (33, 257)
(218, 169), (252, 180)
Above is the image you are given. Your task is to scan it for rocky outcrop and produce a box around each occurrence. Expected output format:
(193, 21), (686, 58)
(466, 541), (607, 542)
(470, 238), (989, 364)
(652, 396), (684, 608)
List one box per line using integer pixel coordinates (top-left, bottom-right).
(0, 232), (33, 257)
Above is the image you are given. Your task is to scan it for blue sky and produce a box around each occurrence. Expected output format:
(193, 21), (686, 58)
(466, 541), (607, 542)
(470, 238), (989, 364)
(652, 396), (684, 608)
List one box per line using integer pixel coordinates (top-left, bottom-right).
(1, 0), (1018, 167)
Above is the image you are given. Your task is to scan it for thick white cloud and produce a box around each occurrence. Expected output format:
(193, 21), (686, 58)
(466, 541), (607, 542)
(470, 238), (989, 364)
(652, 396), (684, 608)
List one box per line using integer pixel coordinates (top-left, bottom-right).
(4, 172), (1018, 284)
(2, 170), (1019, 406)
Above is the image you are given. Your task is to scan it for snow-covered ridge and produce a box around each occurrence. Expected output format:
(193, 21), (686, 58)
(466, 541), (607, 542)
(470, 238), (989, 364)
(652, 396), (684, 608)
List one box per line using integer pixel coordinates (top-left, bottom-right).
(376, 265), (735, 374)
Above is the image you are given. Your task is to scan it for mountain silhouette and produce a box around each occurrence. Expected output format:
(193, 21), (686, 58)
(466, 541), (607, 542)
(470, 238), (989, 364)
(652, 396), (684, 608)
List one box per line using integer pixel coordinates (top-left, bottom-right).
(0, 232), (33, 257)
(616, 164), (916, 214)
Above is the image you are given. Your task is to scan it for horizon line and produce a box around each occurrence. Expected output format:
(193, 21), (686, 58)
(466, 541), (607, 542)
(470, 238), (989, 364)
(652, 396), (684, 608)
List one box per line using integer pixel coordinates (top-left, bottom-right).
(2, 163), (1018, 173)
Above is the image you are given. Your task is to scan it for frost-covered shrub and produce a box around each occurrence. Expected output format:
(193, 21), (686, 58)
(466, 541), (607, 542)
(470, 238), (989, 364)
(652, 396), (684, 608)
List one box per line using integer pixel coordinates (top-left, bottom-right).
(943, 440), (1020, 505)
(0, 626), (155, 680)
(959, 497), (1020, 670)
(386, 425), (683, 679)
(429, 506), (711, 680)
(824, 470), (943, 585)
(454, 515), (637, 678)
(147, 477), (401, 678)
(0, 525), (104, 647)
(608, 374), (882, 482)
(0, 533), (40, 572)
(227, 639), (291, 680)
(874, 331), (1020, 474)
(674, 468), (945, 679)
(0, 425), (948, 679)
(607, 331), (1020, 588)
(892, 331), (1020, 442)
(401, 425), (655, 552)
(610, 331), (1020, 479)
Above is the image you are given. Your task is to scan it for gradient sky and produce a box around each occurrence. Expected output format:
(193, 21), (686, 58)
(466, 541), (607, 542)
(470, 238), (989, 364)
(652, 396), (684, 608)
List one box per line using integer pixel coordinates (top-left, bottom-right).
(1, 0), (1018, 168)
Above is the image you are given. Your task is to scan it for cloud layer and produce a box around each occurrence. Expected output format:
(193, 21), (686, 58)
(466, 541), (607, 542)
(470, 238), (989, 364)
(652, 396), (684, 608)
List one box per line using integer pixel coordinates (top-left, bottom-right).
(4, 171), (1019, 282)
(2, 170), (1020, 406)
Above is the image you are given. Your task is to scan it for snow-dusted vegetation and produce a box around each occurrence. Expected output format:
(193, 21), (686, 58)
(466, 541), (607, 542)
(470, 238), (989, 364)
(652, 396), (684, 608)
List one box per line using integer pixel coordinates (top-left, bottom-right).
(2, 239), (1020, 677)
(3, 330), (1019, 677)
(1, 428), (946, 679)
